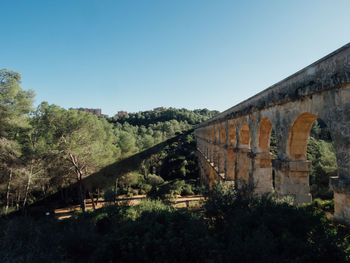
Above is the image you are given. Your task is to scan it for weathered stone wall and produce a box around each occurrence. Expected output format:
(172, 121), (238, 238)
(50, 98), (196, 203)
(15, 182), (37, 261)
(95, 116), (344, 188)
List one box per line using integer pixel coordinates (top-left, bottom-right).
(195, 43), (350, 224)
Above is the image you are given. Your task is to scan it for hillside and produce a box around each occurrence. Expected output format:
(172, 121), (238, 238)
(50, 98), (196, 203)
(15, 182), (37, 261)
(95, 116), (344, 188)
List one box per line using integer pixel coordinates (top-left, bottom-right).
(0, 70), (219, 213)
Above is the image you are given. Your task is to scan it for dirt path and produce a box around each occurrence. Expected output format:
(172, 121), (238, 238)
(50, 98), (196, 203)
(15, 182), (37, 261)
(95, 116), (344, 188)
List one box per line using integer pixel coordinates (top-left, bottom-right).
(54, 195), (205, 220)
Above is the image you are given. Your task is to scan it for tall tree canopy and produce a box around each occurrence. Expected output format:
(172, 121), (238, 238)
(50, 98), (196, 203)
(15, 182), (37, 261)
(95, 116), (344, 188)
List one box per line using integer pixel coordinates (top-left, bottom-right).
(0, 69), (34, 213)
(32, 102), (119, 210)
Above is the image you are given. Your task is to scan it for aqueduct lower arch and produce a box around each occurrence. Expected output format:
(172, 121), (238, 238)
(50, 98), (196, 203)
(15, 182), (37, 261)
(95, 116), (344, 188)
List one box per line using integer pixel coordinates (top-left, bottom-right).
(195, 43), (350, 223)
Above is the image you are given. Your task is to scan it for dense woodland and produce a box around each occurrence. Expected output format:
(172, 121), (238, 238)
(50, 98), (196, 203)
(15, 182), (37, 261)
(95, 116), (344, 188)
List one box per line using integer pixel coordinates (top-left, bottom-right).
(0, 69), (218, 213)
(0, 69), (348, 262)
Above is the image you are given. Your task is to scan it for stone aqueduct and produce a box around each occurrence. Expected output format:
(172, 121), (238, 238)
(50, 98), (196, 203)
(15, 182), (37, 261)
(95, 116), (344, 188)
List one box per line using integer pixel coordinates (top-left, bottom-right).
(194, 43), (350, 223)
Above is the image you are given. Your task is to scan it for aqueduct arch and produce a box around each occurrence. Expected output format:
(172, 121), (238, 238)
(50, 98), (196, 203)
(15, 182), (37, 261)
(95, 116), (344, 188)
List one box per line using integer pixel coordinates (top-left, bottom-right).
(195, 43), (350, 223)
(287, 112), (318, 161)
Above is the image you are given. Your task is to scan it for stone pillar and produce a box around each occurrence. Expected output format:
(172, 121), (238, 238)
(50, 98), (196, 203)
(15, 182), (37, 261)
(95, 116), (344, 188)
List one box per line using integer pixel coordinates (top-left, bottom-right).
(199, 162), (205, 185)
(329, 134), (350, 223)
(213, 144), (219, 171)
(197, 140), (202, 154)
(252, 152), (274, 194)
(272, 160), (312, 204)
(330, 178), (350, 224)
(204, 157), (209, 186)
(208, 143), (214, 164)
(209, 168), (214, 189)
(218, 146), (225, 177)
(205, 141), (209, 160)
(235, 147), (251, 183)
(225, 148), (235, 181)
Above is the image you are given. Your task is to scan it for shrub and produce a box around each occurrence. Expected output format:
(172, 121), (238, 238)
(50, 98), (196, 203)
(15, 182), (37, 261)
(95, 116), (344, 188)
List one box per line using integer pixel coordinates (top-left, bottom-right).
(203, 181), (349, 262)
(170, 179), (186, 196)
(181, 184), (194, 196)
(103, 188), (117, 202)
(0, 217), (64, 262)
(312, 198), (334, 212)
(91, 208), (217, 263)
(140, 183), (152, 194)
(146, 174), (164, 186)
(119, 172), (144, 187)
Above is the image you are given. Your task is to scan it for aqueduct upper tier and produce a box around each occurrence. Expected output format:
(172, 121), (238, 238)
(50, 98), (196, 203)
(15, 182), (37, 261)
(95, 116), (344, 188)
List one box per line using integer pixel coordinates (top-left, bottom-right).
(195, 43), (350, 223)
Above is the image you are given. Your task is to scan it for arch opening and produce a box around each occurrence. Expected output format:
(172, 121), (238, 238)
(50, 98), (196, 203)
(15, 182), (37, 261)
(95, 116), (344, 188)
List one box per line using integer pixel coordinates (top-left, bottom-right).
(239, 123), (251, 147)
(288, 112), (318, 161)
(254, 117), (275, 194)
(287, 113), (338, 205)
(258, 117), (273, 153)
(269, 127), (278, 191)
(308, 118), (338, 200)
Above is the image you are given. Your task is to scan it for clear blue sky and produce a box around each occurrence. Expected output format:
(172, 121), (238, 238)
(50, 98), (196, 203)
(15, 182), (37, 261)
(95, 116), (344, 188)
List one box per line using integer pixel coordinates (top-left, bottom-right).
(1, 0), (349, 116)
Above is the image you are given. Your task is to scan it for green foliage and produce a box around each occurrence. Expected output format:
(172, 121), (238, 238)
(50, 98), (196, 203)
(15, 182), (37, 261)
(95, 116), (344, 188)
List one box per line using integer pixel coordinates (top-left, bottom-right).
(109, 108), (218, 155)
(307, 136), (337, 199)
(0, 217), (64, 262)
(103, 188), (116, 202)
(117, 130), (138, 157)
(310, 119), (332, 141)
(0, 69), (35, 212)
(181, 183), (194, 196)
(0, 69), (34, 138)
(269, 129), (278, 158)
(110, 107), (219, 127)
(119, 172), (144, 188)
(148, 179), (196, 200)
(92, 209), (213, 263)
(0, 68), (215, 211)
(1, 190), (350, 263)
(203, 182), (349, 262)
(146, 174), (164, 186)
(112, 131), (202, 200)
(139, 183), (152, 194)
(311, 198), (334, 213)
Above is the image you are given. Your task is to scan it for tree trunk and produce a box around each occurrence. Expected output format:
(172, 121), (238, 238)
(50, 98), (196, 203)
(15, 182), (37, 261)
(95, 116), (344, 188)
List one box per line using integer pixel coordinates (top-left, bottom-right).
(69, 153), (86, 212)
(78, 174), (86, 212)
(89, 192), (96, 210)
(114, 178), (118, 204)
(16, 190), (21, 210)
(23, 171), (32, 207)
(95, 188), (99, 206)
(5, 169), (13, 214)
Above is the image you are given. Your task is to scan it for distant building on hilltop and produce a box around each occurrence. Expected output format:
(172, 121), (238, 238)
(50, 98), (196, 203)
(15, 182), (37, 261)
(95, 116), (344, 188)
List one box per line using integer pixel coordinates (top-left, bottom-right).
(153, 106), (167, 111)
(115, 111), (128, 117)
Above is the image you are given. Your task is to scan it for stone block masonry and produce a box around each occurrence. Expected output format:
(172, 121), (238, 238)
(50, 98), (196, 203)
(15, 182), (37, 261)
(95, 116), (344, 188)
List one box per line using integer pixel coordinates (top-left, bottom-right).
(195, 43), (350, 224)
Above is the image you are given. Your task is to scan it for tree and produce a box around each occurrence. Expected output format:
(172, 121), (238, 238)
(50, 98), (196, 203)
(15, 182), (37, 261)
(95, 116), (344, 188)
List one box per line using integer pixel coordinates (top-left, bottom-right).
(0, 69), (34, 213)
(117, 131), (137, 157)
(0, 138), (22, 213)
(32, 103), (118, 211)
(0, 69), (34, 137)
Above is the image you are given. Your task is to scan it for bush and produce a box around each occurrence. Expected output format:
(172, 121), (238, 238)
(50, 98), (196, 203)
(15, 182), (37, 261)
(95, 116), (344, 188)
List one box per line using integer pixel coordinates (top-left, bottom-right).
(203, 181), (349, 262)
(0, 186), (349, 263)
(181, 184), (194, 196)
(0, 217), (64, 262)
(91, 207), (216, 263)
(146, 174), (164, 186)
(312, 198), (334, 212)
(147, 182), (172, 200)
(119, 172), (144, 187)
(140, 183), (152, 194)
(103, 188), (116, 202)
